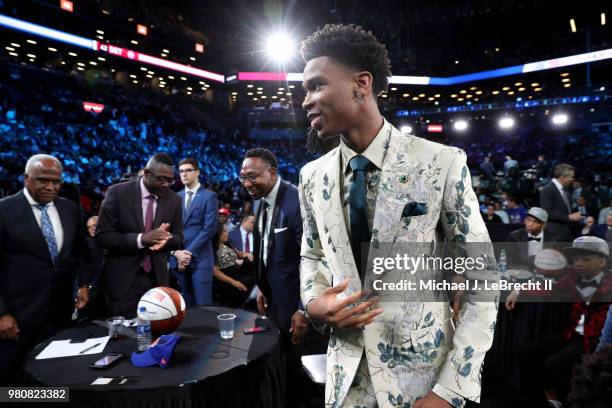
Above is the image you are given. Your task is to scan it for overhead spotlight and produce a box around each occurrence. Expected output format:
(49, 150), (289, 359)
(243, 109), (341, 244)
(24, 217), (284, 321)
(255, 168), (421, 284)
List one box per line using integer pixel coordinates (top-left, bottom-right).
(552, 113), (568, 125)
(570, 18), (577, 33)
(27, 39), (37, 44)
(454, 120), (468, 131)
(499, 117), (515, 129)
(400, 125), (413, 134)
(265, 33), (294, 62)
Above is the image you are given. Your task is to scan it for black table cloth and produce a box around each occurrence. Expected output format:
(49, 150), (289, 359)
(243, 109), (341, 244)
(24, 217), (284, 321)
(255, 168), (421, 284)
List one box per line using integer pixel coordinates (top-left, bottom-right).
(24, 306), (284, 408)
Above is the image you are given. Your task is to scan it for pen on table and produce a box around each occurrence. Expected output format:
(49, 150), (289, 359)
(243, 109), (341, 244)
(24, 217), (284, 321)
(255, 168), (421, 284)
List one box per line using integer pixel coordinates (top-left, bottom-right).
(79, 342), (102, 354)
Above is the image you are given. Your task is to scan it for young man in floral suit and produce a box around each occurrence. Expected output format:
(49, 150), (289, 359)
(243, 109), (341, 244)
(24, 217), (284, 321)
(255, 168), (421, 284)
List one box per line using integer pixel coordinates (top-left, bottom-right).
(299, 24), (498, 408)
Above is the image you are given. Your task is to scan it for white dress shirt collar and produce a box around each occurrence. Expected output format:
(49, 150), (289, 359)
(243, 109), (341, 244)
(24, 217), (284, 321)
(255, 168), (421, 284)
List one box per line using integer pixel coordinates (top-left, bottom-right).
(185, 182), (201, 195)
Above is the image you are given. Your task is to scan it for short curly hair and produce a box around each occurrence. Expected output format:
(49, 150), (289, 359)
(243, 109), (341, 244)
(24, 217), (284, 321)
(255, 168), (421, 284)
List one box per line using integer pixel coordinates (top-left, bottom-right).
(244, 148), (278, 169)
(301, 24), (392, 96)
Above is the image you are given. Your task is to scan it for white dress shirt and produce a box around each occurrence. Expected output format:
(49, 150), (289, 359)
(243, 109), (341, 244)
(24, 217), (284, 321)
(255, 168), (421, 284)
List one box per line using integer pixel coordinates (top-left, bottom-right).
(23, 187), (64, 251)
(527, 230), (544, 257)
(258, 177), (281, 265)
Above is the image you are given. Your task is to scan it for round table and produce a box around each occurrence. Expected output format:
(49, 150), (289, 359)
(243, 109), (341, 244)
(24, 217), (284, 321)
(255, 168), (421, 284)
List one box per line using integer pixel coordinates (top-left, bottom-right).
(24, 307), (284, 408)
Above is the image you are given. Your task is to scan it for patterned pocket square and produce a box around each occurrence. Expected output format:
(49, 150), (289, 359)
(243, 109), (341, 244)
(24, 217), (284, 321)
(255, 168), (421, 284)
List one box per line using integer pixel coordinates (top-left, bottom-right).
(402, 202), (427, 217)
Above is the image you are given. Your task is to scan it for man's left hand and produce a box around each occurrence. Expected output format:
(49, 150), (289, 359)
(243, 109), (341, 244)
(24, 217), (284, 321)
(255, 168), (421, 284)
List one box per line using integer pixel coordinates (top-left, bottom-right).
(75, 286), (89, 309)
(414, 392), (453, 408)
(289, 310), (309, 345)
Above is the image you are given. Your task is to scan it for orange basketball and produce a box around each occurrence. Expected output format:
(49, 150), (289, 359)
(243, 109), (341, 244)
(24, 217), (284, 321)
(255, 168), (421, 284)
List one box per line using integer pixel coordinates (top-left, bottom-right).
(137, 287), (187, 334)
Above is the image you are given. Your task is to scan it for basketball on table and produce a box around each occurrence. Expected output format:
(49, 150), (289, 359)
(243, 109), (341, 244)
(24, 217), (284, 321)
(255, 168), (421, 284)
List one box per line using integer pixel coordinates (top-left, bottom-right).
(534, 249), (568, 279)
(137, 287), (186, 334)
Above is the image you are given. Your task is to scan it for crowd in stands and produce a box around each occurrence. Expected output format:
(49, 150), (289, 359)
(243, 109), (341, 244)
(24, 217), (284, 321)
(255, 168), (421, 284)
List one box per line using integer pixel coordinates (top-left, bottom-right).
(1, 61), (611, 243)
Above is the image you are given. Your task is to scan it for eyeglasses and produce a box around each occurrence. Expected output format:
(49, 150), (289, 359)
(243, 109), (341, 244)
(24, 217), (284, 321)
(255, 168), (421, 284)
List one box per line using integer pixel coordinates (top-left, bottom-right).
(237, 167), (271, 184)
(147, 170), (175, 185)
(237, 174), (259, 184)
(179, 168), (196, 174)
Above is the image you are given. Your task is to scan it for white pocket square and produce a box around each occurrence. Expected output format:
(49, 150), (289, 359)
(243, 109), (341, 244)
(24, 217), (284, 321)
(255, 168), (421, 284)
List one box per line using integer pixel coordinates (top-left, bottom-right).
(274, 227), (288, 233)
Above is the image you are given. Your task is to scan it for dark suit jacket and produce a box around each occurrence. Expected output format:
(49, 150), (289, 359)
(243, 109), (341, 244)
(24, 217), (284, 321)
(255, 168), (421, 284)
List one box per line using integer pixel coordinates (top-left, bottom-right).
(0, 191), (88, 333)
(253, 180), (302, 331)
(540, 182), (573, 241)
(588, 224), (610, 240)
(169, 186), (217, 271)
(228, 227), (251, 252)
(507, 228), (561, 270)
(95, 178), (183, 299)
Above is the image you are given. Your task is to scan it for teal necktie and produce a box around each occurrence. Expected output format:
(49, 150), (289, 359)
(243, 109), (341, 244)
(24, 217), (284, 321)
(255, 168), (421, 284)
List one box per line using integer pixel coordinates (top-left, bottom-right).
(349, 155), (371, 278)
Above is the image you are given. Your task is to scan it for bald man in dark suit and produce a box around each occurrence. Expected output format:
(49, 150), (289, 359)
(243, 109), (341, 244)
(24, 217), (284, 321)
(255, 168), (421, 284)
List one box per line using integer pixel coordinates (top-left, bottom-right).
(0, 154), (89, 385)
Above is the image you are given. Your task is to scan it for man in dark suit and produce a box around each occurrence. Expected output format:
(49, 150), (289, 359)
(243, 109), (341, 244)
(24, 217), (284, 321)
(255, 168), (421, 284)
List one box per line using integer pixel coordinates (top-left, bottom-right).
(169, 158), (218, 306)
(540, 163), (582, 241)
(239, 148), (308, 405)
(228, 213), (255, 276)
(95, 153), (183, 317)
(228, 213), (255, 253)
(0, 154), (89, 385)
(589, 211), (612, 242)
(508, 207), (561, 270)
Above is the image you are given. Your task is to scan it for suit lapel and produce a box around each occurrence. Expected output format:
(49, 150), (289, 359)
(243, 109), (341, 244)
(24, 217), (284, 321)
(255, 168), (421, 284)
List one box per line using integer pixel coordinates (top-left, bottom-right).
(267, 181), (286, 256)
(153, 194), (165, 228)
(312, 148), (362, 290)
(55, 199), (73, 258)
(184, 187), (201, 221)
(552, 184), (570, 213)
(133, 179), (145, 232)
(253, 199), (262, 266)
(371, 128), (428, 252)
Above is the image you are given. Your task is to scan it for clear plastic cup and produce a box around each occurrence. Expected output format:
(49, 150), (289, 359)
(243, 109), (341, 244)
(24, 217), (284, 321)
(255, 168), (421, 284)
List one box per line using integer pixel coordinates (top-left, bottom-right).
(217, 314), (236, 339)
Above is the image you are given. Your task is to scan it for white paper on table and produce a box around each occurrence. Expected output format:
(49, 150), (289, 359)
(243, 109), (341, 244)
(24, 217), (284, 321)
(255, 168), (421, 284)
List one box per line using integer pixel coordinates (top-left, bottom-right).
(301, 354), (326, 384)
(91, 378), (114, 385)
(35, 336), (110, 359)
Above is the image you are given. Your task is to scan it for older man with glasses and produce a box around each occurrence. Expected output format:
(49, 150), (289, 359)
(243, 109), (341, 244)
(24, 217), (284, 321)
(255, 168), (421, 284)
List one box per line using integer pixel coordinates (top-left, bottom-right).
(96, 153), (184, 317)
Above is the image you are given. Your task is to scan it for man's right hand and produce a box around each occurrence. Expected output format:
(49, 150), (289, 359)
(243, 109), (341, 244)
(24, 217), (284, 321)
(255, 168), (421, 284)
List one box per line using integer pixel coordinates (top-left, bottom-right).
(569, 212), (582, 222)
(256, 291), (267, 315)
(142, 228), (172, 247)
(0, 314), (20, 340)
(306, 279), (383, 329)
(174, 250), (192, 267)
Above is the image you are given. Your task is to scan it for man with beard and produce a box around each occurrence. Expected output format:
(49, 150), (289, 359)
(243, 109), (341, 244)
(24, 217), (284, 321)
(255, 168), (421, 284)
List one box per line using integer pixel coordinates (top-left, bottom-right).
(239, 148), (309, 406)
(96, 153), (183, 316)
